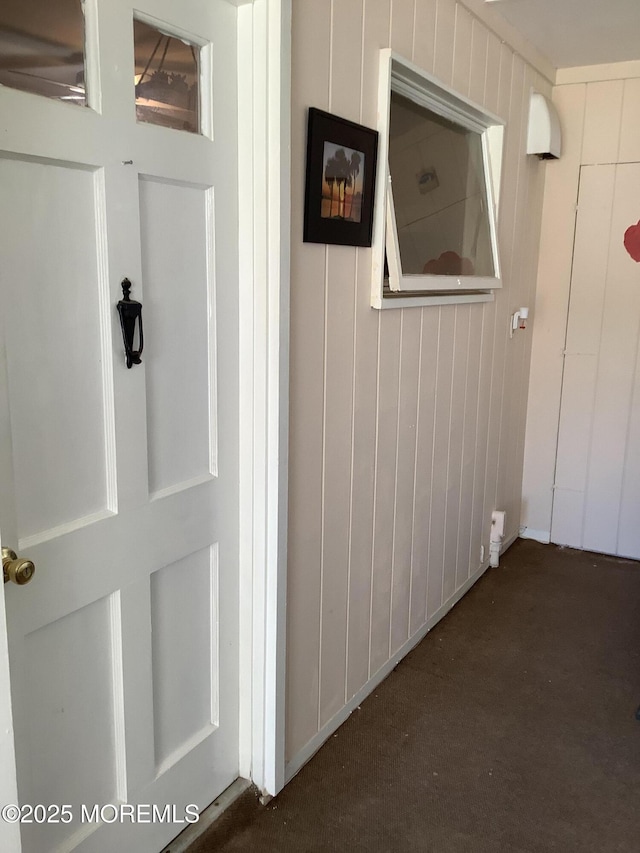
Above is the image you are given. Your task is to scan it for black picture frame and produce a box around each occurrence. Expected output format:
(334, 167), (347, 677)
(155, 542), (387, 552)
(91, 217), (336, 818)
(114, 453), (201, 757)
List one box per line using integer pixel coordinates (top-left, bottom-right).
(303, 107), (378, 247)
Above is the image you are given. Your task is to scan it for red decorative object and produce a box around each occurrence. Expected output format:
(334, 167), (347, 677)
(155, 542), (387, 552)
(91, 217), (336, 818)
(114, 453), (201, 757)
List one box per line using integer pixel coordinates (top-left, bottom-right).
(423, 251), (474, 276)
(623, 221), (640, 263)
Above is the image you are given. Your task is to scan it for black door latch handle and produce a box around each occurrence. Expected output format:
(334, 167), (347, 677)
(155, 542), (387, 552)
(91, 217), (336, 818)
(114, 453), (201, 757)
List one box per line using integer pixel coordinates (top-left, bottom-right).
(116, 278), (143, 369)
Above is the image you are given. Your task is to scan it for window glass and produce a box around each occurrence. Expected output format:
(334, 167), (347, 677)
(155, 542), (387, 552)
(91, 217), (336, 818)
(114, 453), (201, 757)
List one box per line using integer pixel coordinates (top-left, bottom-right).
(388, 91), (495, 278)
(134, 19), (199, 134)
(0, 0), (86, 105)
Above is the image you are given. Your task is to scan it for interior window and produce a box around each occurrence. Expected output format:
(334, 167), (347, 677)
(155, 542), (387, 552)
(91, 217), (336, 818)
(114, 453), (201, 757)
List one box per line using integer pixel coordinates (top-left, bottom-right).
(372, 51), (504, 309)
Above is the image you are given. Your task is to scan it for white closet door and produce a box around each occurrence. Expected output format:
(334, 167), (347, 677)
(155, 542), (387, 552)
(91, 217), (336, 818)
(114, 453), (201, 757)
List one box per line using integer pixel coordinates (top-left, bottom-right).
(552, 162), (640, 559)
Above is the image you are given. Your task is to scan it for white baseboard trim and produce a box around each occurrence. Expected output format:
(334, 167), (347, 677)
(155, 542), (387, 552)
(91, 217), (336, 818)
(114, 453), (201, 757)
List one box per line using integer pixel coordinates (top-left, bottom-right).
(518, 526), (550, 544)
(285, 531), (518, 784)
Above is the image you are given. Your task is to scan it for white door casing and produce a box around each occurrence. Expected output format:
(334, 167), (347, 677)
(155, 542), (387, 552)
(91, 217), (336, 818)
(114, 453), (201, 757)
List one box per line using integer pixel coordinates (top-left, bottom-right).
(0, 576), (20, 852)
(235, 0), (290, 798)
(551, 162), (640, 558)
(0, 0), (252, 850)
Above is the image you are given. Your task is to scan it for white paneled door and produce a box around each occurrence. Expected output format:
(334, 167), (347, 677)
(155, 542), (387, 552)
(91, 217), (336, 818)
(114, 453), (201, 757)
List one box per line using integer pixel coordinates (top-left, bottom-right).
(0, 1), (239, 851)
(551, 162), (640, 559)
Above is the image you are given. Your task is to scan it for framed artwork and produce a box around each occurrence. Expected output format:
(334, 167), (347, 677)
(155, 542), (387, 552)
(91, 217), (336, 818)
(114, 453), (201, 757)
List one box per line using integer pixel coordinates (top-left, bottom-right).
(303, 107), (378, 247)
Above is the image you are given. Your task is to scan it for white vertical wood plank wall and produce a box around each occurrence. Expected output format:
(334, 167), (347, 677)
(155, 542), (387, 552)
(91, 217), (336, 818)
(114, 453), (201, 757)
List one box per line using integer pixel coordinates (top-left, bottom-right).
(287, 0), (552, 776)
(522, 62), (640, 547)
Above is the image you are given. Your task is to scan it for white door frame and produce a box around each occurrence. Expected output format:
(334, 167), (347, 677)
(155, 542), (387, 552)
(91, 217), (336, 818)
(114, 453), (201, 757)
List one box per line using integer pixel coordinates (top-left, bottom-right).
(0, 582), (20, 851)
(0, 0), (291, 837)
(236, 0), (290, 797)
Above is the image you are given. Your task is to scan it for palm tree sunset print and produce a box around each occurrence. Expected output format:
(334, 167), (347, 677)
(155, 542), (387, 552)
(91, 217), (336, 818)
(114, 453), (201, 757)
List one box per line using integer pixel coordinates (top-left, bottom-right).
(321, 141), (365, 222)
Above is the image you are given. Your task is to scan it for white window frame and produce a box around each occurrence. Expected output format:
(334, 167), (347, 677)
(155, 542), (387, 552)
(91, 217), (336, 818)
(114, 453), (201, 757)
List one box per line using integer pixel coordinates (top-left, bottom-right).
(371, 49), (505, 309)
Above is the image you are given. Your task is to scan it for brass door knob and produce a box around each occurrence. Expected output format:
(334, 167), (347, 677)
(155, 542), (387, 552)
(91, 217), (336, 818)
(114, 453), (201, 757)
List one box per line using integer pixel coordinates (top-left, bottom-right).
(2, 548), (35, 586)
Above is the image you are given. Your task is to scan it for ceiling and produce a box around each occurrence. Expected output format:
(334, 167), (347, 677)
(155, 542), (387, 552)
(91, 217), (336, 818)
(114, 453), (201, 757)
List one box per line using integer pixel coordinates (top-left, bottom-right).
(485, 0), (640, 69)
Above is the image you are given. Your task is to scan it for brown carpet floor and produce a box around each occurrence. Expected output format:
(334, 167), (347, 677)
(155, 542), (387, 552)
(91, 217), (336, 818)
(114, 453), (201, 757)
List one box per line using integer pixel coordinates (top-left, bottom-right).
(185, 539), (640, 852)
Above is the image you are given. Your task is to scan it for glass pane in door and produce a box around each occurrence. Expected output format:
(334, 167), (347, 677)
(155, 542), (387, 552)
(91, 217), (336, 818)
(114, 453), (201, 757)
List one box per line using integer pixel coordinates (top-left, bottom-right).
(134, 19), (199, 134)
(0, 0), (86, 105)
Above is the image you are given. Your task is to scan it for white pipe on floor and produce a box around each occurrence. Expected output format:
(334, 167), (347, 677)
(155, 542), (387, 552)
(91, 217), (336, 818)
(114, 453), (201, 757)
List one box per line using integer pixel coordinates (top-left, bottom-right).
(490, 510), (506, 568)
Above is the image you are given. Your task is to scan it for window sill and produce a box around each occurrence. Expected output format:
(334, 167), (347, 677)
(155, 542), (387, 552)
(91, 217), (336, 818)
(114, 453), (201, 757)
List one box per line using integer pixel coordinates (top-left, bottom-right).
(374, 287), (495, 310)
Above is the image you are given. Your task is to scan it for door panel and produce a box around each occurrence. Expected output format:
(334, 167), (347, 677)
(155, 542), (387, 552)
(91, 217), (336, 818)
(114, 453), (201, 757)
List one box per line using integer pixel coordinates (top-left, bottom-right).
(150, 545), (219, 770)
(1, 157), (113, 543)
(552, 162), (640, 559)
(139, 177), (216, 496)
(0, 1), (239, 851)
(20, 595), (121, 853)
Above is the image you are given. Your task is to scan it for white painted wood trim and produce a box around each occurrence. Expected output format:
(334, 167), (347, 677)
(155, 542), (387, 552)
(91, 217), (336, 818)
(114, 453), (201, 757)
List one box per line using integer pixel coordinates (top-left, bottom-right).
(379, 291), (495, 309)
(285, 531), (518, 783)
(0, 588), (20, 853)
(237, 0), (290, 798)
(0, 311), (22, 853)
